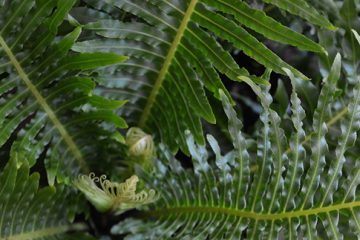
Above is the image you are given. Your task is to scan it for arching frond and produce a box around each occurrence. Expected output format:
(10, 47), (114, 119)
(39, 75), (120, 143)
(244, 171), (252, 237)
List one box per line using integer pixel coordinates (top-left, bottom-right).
(72, 0), (332, 151)
(0, 0), (127, 184)
(112, 54), (360, 239)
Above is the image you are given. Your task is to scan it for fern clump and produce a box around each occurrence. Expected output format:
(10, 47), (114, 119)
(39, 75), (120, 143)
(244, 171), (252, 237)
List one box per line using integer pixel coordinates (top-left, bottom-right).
(1, 0), (359, 239)
(112, 54), (360, 239)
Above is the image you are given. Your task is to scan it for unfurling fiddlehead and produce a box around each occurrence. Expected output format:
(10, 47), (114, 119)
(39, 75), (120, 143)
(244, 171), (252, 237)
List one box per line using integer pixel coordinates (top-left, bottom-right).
(126, 127), (155, 170)
(74, 173), (158, 214)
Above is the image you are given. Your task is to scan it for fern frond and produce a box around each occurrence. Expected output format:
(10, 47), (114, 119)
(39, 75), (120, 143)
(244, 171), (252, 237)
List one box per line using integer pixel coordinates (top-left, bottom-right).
(112, 55), (360, 239)
(73, 0), (330, 151)
(0, 0), (127, 184)
(203, 0), (326, 53)
(0, 159), (87, 240)
(263, 0), (337, 30)
(297, 54), (341, 212)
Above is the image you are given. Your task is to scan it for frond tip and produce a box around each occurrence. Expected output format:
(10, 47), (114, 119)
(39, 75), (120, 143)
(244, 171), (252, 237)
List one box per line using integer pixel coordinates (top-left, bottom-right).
(73, 173), (158, 214)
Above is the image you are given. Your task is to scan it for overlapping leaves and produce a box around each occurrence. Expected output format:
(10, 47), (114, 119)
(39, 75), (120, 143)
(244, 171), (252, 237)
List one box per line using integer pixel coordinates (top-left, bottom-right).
(0, 158), (93, 240)
(0, 0), (127, 184)
(112, 54), (360, 239)
(72, 0), (333, 151)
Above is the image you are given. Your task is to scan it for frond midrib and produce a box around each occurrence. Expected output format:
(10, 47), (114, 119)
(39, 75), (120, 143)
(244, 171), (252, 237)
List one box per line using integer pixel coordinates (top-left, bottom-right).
(0, 35), (89, 172)
(147, 200), (360, 221)
(138, 0), (198, 127)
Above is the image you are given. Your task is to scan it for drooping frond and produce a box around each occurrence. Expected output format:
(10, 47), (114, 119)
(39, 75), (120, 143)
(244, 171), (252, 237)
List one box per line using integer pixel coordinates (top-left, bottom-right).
(0, 0), (127, 184)
(111, 54), (360, 239)
(72, 0), (332, 151)
(0, 158), (89, 240)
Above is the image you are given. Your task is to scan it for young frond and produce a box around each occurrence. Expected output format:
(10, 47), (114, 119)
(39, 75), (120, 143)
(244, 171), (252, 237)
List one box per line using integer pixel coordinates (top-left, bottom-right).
(126, 127), (155, 162)
(74, 173), (158, 215)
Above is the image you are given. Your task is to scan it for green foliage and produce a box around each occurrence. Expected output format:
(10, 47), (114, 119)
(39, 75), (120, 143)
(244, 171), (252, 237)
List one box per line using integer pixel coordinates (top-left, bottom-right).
(316, 0), (360, 81)
(0, 158), (91, 240)
(72, 0), (332, 151)
(112, 55), (360, 239)
(263, 0), (337, 30)
(1, 0), (359, 239)
(0, 0), (127, 184)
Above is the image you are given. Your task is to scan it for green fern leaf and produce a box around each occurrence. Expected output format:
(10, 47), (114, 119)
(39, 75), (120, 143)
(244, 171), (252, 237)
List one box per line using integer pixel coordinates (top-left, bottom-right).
(0, 159), (88, 240)
(111, 55), (360, 239)
(72, 0), (328, 151)
(297, 54), (341, 212)
(0, 0), (127, 184)
(263, 0), (337, 30)
(202, 0), (325, 53)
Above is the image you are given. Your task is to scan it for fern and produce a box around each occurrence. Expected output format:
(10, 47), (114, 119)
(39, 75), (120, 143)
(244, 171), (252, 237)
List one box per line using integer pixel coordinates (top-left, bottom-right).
(72, 0), (333, 151)
(0, 0), (127, 184)
(1, 1), (358, 239)
(111, 54), (360, 239)
(0, 158), (93, 240)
